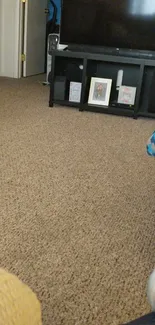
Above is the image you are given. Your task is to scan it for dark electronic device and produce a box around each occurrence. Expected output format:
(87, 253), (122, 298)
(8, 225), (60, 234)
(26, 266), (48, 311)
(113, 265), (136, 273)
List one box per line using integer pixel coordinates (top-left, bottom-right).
(60, 0), (155, 56)
(53, 76), (67, 100)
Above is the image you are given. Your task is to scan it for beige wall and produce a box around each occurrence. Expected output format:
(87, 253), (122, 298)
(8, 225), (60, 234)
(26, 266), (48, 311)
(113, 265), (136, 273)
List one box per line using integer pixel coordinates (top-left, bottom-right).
(0, 0), (21, 78)
(0, 0), (2, 75)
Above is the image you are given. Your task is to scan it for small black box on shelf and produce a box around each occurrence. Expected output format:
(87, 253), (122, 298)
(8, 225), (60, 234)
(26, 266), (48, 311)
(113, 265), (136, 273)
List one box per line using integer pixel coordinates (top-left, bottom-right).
(53, 76), (67, 101)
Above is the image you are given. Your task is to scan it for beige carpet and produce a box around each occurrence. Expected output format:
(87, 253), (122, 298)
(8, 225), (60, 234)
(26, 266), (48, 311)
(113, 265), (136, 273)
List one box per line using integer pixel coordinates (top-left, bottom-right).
(0, 76), (155, 325)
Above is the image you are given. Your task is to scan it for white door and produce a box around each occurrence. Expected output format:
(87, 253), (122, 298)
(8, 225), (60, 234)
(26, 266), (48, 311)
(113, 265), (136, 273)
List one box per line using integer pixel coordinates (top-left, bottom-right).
(23, 0), (48, 77)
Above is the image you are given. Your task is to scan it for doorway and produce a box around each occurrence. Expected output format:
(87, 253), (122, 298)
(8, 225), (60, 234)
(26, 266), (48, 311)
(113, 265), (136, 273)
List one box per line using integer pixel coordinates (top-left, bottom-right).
(0, 0), (57, 79)
(20, 0), (48, 77)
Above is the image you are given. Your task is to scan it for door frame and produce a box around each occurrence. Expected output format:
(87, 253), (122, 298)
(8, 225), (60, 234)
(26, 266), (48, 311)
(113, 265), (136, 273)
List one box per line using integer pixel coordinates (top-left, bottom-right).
(18, 0), (24, 78)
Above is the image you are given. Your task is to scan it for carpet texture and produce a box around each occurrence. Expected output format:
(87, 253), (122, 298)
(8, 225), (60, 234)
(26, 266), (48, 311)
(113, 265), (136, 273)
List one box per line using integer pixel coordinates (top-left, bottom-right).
(0, 76), (155, 325)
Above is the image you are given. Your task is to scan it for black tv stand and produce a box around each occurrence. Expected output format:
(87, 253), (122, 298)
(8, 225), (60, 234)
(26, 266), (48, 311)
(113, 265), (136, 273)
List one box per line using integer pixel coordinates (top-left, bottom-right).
(49, 49), (155, 119)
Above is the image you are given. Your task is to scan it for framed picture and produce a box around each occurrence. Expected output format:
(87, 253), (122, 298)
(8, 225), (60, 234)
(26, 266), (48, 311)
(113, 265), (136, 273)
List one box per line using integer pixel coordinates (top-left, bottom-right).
(69, 82), (82, 103)
(118, 86), (137, 106)
(88, 77), (112, 106)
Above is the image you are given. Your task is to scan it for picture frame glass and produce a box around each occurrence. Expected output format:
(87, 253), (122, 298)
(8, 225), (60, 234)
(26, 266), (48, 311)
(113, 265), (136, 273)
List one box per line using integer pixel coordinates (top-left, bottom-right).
(92, 82), (107, 102)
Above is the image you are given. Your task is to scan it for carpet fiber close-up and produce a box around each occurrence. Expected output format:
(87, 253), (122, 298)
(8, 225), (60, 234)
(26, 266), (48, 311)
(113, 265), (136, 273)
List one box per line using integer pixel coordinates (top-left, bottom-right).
(0, 76), (155, 325)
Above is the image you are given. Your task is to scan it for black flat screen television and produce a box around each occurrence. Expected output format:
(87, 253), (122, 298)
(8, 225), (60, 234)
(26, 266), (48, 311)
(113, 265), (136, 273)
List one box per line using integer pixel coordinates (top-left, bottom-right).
(60, 0), (155, 52)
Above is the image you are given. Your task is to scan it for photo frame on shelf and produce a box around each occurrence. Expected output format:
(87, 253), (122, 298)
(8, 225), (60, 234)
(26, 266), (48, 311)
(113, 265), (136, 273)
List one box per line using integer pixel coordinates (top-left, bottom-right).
(88, 77), (112, 106)
(118, 86), (137, 106)
(69, 82), (82, 103)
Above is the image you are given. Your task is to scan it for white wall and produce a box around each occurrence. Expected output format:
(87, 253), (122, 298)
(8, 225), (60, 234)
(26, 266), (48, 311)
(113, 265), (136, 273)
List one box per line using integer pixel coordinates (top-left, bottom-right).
(0, 0), (21, 78)
(0, 0), (2, 75)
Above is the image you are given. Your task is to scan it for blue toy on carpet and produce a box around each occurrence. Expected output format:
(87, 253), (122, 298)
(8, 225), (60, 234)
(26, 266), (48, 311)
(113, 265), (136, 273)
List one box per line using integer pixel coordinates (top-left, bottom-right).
(147, 131), (155, 156)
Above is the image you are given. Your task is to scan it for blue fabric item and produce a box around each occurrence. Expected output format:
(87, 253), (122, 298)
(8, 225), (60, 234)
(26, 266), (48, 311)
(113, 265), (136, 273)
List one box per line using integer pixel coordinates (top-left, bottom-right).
(48, 0), (61, 24)
(147, 131), (155, 156)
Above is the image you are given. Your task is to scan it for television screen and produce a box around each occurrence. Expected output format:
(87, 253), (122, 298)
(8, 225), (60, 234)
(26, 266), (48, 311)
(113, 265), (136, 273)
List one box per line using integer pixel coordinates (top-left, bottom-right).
(60, 0), (155, 51)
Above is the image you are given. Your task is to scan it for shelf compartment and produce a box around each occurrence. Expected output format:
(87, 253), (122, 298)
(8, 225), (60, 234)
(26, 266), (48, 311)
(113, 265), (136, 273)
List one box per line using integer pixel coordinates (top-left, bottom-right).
(86, 60), (140, 86)
(54, 56), (84, 82)
(53, 57), (84, 102)
(139, 66), (155, 114)
(84, 60), (141, 109)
